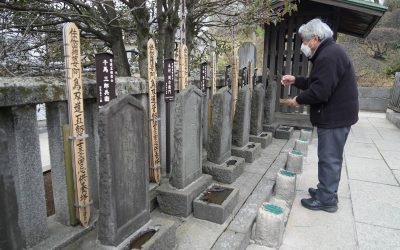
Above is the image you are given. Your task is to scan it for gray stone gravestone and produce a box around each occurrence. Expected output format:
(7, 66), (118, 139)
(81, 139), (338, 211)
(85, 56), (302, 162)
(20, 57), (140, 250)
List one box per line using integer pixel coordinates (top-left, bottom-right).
(250, 84), (272, 148)
(231, 85), (261, 163)
(98, 95), (176, 248)
(157, 85), (212, 217)
(0, 106), (48, 248)
(263, 80), (279, 134)
(0, 128), (24, 250)
(238, 42), (257, 70)
(203, 87), (245, 183)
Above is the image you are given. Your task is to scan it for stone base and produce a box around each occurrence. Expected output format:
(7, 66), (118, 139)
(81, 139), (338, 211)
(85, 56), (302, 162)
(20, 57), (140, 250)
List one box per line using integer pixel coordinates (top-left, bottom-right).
(263, 123), (279, 134)
(203, 156), (245, 184)
(231, 142), (262, 163)
(156, 175), (213, 217)
(249, 132), (273, 149)
(193, 185), (239, 224)
(114, 218), (176, 250)
(274, 126), (294, 139)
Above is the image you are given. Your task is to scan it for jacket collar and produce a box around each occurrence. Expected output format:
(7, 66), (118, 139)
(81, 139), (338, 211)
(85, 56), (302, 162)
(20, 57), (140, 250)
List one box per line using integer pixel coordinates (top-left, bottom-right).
(310, 37), (335, 62)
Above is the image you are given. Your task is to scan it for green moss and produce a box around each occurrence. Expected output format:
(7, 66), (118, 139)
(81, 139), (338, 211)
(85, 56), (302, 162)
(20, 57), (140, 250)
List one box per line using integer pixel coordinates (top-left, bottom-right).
(299, 136), (309, 142)
(18, 86), (34, 97)
(263, 204), (283, 215)
(280, 169), (296, 177)
(291, 150), (303, 156)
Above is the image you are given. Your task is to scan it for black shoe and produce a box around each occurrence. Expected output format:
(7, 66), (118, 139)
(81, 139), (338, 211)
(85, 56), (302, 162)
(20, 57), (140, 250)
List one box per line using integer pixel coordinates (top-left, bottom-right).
(301, 197), (338, 213)
(308, 188), (339, 203)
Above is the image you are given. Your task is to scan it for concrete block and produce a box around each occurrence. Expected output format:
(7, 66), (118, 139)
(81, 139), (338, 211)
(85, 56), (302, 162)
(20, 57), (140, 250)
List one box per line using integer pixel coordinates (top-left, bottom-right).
(157, 174), (212, 217)
(231, 142), (262, 163)
(263, 123), (279, 134)
(286, 150), (304, 174)
(386, 109), (400, 129)
(193, 185), (239, 224)
(275, 125), (294, 139)
(211, 230), (249, 250)
(294, 138), (309, 156)
(124, 219), (177, 250)
(254, 203), (285, 248)
(275, 170), (297, 206)
(249, 132), (272, 149)
(203, 156), (245, 184)
(300, 128), (313, 142)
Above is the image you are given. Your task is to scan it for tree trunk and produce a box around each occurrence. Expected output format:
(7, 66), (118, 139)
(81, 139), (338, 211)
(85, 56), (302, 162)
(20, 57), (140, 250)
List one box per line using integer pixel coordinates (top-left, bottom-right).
(110, 32), (131, 77)
(131, 0), (151, 78)
(104, 1), (131, 76)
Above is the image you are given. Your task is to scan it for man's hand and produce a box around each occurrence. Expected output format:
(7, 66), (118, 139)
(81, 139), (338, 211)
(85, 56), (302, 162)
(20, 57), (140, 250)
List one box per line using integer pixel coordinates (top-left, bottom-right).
(281, 75), (295, 86)
(288, 96), (299, 107)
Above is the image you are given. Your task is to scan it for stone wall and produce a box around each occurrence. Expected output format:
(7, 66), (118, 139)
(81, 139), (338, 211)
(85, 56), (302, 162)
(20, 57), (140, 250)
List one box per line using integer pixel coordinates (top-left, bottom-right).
(358, 87), (391, 112)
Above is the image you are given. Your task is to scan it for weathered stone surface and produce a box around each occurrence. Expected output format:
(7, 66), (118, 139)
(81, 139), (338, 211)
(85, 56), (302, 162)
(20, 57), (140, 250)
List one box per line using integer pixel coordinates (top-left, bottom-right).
(157, 175), (212, 217)
(238, 42), (257, 69)
(211, 230), (249, 250)
(170, 85), (203, 189)
(233, 85), (252, 147)
(386, 109), (400, 129)
(98, 95), (150, 246)
(294, 138), (309, 156)
(0, 106), (48, 248)
(275, 125), (294, 139)
(231, 143), (262, 163)
(286, 151), (304, 174)
(208, 86), (233, 164)
(203, 156), (245, 184)
(264, 81), (277, 124)
(263, 123), (279, 134)
(0, 128), (24, 250)
(250, 132), (273, 149)
(193, 185), (239, 224)
(46, 101), (71, 225)
(251, 84), (265, 136)
(127, 218), (177, 250)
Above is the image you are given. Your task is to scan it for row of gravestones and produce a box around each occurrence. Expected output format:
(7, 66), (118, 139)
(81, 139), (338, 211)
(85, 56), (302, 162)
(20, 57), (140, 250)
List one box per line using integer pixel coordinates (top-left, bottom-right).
(0, 43), (267, 249)
(96, 78), (273, 248)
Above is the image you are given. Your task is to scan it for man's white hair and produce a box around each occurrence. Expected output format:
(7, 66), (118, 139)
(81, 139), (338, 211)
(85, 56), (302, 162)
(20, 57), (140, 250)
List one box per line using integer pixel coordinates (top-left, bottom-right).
(298, 19), (334, 41)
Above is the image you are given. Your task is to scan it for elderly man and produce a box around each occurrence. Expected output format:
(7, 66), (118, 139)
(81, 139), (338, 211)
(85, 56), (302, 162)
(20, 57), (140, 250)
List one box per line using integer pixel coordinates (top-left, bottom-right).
(281, 19), (358, 212)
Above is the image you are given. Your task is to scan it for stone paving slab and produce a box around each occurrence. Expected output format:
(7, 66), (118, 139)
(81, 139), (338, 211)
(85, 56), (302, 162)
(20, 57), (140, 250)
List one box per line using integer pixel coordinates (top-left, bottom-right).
(350, 127), (382, 140)
(281, 192), (357, 250)
(376, 128), (400, 142)
(346, 135), (374, 144)
(379, 150), (400, 170)
(373, 139), (400, 152)
(344, 142), (382, 160)
(368, 117), (399, 129)
(349, 179), (400, 229)
(356, 222), (400, 250)
(393, 170), (400, 183)
(345, 156), (398, 185)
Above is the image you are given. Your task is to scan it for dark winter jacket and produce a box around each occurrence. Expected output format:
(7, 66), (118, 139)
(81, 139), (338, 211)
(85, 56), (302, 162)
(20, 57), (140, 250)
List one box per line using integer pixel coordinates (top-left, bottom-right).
(295, 37), (359, 128)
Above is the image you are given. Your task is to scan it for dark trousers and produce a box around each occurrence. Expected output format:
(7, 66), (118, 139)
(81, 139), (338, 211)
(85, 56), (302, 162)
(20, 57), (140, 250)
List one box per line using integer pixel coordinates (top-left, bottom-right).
(315, 126), (350, 203)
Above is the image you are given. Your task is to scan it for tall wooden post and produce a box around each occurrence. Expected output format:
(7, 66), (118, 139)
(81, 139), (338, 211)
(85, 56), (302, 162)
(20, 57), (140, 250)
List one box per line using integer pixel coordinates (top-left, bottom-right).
(231, 49), (239, 120)
(63, 22), (91, 227)
(147, 39), (161, 184)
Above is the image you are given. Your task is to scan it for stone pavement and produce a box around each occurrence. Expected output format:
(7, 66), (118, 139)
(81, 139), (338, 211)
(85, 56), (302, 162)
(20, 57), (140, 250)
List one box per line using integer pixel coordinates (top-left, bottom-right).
(281, 111), (400, 250)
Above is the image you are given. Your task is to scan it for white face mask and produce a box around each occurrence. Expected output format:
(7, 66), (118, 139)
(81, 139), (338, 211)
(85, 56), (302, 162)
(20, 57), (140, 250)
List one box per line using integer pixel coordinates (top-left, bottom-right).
(301, 43), (312, 58)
